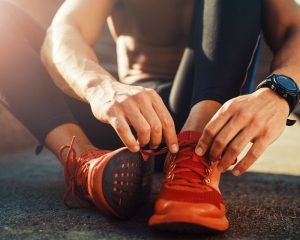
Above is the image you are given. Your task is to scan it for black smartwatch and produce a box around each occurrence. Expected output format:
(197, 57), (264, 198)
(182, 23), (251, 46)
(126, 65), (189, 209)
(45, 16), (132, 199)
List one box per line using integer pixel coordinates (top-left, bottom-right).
(256, 74), (300, 126)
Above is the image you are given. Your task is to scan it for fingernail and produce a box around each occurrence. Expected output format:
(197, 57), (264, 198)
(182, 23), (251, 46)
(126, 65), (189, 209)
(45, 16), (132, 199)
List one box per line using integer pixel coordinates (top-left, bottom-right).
(196, 147), (204, 156)
(217, 165), (223, 172)
(133, 145), (140, 152)
(233, 170), (240, 176)
(170, 144), (178, 153)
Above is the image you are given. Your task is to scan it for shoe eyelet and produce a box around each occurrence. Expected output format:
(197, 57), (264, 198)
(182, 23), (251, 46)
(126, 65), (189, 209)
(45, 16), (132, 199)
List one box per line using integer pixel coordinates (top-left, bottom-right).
(169, 163), (176, 171)
(206, 168), (212, 176)
(166, 173), (174, 181)
(203, 178), (211, 184)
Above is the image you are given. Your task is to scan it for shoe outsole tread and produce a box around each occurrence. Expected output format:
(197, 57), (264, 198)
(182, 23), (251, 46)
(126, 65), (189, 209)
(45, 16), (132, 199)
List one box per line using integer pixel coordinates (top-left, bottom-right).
(102, 149), (154, 219)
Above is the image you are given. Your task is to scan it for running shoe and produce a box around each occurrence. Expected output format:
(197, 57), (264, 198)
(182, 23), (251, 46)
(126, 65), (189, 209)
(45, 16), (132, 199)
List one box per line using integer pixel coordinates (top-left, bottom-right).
(148, 131), (229, 233)
(60, 137), (154, 219)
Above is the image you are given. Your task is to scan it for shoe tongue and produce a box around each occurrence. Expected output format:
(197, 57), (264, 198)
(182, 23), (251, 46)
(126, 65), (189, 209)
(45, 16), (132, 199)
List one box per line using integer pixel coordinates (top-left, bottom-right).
(173, 131), (207, 181)
(177, 131), (202, 144)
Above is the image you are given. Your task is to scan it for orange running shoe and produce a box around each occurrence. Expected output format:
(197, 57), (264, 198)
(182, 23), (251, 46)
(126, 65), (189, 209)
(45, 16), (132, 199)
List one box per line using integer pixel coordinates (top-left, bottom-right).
(148, 131), (229, 233)
(60, 137), (154, 219)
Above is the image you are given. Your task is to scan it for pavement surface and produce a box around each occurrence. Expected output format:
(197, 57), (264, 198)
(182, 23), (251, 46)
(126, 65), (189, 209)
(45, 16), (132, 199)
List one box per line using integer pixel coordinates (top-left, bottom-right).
(0, 123), (300, 240)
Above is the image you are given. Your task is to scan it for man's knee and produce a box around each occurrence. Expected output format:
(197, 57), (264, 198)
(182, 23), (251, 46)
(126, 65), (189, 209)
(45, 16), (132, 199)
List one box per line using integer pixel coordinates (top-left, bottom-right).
(0, 1), (45, 50)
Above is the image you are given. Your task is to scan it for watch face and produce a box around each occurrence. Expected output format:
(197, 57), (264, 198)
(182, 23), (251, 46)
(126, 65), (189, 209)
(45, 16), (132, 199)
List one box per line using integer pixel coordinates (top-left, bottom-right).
(276, 75), (298, 91)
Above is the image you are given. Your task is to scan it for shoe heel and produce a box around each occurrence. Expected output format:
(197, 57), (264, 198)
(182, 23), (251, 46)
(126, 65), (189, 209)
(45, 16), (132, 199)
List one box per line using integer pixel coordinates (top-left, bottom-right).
(102, 150), (149, 219)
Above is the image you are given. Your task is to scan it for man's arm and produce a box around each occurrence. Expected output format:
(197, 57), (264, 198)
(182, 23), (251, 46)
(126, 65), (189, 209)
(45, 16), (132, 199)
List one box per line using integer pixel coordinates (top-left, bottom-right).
(196, 0), (300, 176)
(263, 0), (300, 82)
(41, 0), (115, 100)
(41, 0), (178, 153)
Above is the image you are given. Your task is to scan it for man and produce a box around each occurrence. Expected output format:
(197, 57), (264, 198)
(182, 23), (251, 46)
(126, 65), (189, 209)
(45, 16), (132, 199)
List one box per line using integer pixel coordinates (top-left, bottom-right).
(0, 0), (299, 233)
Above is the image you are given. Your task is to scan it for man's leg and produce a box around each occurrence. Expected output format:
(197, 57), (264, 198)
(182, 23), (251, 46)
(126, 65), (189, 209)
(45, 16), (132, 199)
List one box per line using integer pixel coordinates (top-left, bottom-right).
(0, 1), (150, 218)
(62, 96), (124, 151)
(0, 1), (94, 160)
(183, 0), (261, 132)
(149, 0), (262, 232)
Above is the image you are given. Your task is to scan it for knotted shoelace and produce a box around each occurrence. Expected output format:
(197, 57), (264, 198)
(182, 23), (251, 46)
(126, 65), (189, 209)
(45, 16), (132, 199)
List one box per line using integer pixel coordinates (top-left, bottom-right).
(60, 137), (108, 209)
(142, 141), (213, 189)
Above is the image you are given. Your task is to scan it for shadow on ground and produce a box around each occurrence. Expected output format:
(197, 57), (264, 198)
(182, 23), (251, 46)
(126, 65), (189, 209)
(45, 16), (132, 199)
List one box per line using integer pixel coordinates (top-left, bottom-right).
(0, 150), (299, 240)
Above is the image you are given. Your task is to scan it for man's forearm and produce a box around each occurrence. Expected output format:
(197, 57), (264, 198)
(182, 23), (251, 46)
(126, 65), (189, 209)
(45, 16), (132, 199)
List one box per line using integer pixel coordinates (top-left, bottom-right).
(270, 27), (300, 85)
(41, 23), (115, 102)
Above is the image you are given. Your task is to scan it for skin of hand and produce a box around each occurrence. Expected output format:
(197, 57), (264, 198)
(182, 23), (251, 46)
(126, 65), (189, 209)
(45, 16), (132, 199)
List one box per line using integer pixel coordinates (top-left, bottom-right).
(41, 0), (178, 153)
(195, 88), (289, 176)
(88, 81), (178, 153)
(195, 0), (300, 176)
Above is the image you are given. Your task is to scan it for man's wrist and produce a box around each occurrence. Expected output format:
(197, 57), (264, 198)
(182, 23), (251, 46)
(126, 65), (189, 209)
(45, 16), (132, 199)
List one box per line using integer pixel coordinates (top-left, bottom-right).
(84, 78), (116, 104)
(254, 88), (290, 116)
(256, 74), (300, 114)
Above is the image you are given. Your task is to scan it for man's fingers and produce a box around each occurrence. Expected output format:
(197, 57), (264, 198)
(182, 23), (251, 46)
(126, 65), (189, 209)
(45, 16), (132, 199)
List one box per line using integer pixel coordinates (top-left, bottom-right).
(110, 116), (140, 152)
(151, 91), (178, 153)
(209, 116), (243, 161)
(196, 106), (232, 156)
(140, 106), (162, 149)
(126, 111), (151, 147)
(232, 140), (267, 176)
(218, 128), (255, 172)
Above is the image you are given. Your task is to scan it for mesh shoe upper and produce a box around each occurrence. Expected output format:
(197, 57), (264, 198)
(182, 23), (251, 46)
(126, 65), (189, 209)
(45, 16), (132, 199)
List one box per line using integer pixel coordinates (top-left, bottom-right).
(157, 131), (225, 208)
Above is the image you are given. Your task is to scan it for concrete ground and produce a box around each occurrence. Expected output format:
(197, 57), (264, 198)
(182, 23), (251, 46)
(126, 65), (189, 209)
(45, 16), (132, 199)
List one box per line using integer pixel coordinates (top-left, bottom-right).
(0, 1), (300, 239)
(0, 126), (299, 240)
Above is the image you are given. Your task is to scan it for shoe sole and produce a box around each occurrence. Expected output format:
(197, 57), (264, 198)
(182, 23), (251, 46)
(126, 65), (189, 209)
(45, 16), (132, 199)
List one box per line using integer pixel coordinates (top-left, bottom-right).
(151, 222), (223, 234)
(149, 213), (228, 233)
(102, 149), (154, 219)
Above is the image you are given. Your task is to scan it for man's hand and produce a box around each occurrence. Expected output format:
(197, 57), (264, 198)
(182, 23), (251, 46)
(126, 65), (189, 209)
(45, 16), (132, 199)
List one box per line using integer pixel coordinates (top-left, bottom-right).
(195, 88), (289, 176)
(88, 81), (178, 153)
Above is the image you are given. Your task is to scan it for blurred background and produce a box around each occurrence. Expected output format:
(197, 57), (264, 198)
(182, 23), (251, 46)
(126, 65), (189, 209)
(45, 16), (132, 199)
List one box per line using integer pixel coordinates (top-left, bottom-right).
(0, 0), (299, 176)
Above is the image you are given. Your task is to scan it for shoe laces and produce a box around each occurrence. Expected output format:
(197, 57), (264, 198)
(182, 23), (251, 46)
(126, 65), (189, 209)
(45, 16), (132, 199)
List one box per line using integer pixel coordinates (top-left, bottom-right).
(142, 141), (212, 189)
(59, 136), (108, 209)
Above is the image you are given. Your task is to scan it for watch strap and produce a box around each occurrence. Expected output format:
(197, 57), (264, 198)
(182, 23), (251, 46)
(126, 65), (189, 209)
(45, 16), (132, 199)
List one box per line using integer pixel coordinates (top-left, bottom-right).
(256, 75), (298, 126)
(286, 119), (296, 126)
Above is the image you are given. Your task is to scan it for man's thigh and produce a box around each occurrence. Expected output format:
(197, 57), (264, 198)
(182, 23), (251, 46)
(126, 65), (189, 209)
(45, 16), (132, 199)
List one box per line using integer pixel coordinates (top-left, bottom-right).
(63, 95), (124, 150)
